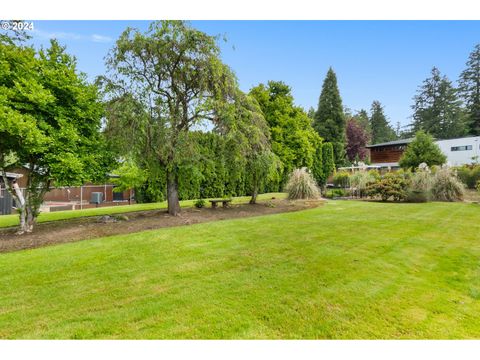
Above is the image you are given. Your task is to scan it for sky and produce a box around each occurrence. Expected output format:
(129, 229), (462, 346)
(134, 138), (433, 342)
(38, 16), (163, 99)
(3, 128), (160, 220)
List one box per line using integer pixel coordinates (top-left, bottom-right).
(24, 20), (480, 129)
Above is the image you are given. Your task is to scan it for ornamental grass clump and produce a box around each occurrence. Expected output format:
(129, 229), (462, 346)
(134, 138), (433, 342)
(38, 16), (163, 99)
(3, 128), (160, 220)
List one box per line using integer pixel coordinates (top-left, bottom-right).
(407, 163), (432, 203)
(350, 171), (376, 198)
(431, 166), (465, 202)
(284, 168), (320, 200)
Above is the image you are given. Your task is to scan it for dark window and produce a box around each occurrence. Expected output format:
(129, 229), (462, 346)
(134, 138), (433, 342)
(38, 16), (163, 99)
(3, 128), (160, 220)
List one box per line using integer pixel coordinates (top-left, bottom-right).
(451, 145), (473, 151)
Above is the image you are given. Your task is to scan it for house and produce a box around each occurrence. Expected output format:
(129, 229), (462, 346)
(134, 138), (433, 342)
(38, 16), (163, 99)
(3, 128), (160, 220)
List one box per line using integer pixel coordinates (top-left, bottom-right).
(436, 136), (480, 166)
(366, 138), (413, 169)
(366, 136), (480, 169)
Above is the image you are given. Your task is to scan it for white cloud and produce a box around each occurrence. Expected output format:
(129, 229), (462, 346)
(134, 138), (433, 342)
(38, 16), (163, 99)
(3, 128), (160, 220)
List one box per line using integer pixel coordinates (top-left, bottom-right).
(91, 34), (112, 43)
(32, 29), (112, 43)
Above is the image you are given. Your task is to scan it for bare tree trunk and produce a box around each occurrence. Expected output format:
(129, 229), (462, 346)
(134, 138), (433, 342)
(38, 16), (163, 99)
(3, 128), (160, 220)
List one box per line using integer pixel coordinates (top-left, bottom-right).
(249, 186), (258, 204)
(18, 204), (35, 234)
(166, 168), (180, 216)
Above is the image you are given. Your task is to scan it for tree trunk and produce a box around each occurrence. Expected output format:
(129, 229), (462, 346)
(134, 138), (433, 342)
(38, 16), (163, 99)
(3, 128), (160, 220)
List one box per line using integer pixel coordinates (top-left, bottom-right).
(166, 168), (180, 216)
(249, 186), (258, 204)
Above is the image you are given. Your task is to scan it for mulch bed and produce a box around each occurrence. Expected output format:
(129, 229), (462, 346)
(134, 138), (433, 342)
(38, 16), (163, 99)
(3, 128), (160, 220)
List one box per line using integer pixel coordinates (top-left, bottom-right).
(0, 198), (324, 253)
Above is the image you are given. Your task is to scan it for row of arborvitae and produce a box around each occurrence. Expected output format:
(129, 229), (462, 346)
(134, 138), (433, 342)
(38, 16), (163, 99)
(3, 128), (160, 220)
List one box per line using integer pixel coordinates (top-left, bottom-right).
(332, 164), (466, 202)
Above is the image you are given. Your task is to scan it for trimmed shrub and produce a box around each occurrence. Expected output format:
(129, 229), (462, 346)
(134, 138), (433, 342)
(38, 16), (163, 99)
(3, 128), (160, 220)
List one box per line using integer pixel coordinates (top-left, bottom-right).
(284, 168), (320, 200)
(431, 167), (465, 202)
(333, 171), (350, 188)
(321, 142), (335, 186)
(325, 188), (348, 199)
(366, 172), (409, 202)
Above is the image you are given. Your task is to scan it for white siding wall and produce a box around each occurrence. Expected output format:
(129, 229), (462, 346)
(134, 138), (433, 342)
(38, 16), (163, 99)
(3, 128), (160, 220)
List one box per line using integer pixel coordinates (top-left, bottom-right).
(435, 136), (480, 166)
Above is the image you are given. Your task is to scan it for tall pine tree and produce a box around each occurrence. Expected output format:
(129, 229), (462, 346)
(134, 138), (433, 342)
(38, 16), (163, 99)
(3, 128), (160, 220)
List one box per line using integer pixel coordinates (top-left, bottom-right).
(313, 68), (345, 167)
(411, 67), (466, 139)
(369, 101), (397, 144)
(458, 44), (480, 135)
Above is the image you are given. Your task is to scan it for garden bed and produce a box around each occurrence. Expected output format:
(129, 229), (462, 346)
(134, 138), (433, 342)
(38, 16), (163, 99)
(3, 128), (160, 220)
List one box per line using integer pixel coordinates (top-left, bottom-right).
(0, 198), (324, 253)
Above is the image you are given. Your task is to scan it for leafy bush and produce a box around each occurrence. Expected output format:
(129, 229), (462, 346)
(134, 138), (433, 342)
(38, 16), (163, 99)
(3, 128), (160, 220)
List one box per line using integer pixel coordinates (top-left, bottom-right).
(368, 169), (381, 181)
(477, 180), (480, 193)
(407, 164), (432, 203)
(325, 188), (348, 199)
(284, 168), (320, 200)
(194, 199), (206, 208)
(431, 167), (465, 202)
(366, 172), (409, 202)
(456, 165), (480, 189)
(333, 171), (350, 188)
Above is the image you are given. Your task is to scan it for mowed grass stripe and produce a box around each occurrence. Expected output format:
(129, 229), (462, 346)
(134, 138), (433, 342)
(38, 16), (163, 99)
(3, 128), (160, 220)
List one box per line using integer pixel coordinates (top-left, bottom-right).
(0, 201), (479, 339)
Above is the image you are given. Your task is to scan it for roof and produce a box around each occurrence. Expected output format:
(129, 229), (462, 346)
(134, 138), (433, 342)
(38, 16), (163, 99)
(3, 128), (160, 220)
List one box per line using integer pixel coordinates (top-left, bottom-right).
(338, 165), (381, 170)
(7, 172), (23, 179)
(3, 172), (24, 180)
(370, 162), (401, 168)
(366, 138), (414, 148)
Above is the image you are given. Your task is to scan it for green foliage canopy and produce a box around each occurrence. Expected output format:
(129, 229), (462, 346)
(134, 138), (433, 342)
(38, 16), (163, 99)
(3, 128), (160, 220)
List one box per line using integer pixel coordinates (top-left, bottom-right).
(249, 81), (322, 189)
(0, 37), (112, 233)
(399, 131), (447, 170)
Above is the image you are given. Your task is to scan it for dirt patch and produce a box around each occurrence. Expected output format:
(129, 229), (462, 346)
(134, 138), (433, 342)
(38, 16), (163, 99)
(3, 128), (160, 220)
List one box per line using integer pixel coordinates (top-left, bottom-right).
(0, 199), (324, 253)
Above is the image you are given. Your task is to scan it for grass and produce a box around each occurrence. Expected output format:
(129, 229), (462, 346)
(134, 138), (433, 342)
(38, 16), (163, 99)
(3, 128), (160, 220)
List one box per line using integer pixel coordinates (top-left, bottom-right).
(0, 200), (480, 339)
(0, 193), (286, 229)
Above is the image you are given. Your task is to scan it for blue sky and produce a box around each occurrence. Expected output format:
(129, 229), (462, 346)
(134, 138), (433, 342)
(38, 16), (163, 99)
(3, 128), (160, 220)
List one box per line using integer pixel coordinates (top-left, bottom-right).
(26, 20), (480, 129)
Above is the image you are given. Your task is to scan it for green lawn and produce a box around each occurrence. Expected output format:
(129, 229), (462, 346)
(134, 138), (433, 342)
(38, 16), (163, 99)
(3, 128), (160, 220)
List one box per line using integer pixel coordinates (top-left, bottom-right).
(0, 193), (286, 229)
(0, 200), (479, 339)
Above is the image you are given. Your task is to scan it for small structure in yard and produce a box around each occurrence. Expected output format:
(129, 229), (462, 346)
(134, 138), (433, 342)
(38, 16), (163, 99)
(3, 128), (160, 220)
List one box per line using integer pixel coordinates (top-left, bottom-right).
(1, 167), (135, 214)
(0, 172), (24, 215)
(209, 199), (232, 208)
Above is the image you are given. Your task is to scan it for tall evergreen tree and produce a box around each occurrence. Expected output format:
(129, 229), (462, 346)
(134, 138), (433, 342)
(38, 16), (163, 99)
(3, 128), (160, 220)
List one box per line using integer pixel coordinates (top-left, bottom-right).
(353, 109), (371, 139)
(458, 44), (480, 135)
(369, 100), (397, 144)
(313, 67), (345, 167)
(411, 67), (466, 139)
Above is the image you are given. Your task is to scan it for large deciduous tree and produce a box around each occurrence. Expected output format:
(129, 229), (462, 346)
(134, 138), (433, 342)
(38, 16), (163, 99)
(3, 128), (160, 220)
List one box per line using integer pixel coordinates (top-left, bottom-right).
(0, 38), (111, 233)
(369, 100), (397, 144)
(458, 44), (480, 136)
(313, 68), (346, 167)
(410, 67), (466, 139)
(345, 118), (369, 163)
(100, 21), (238, 216)
(249, 81), (322, 189)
